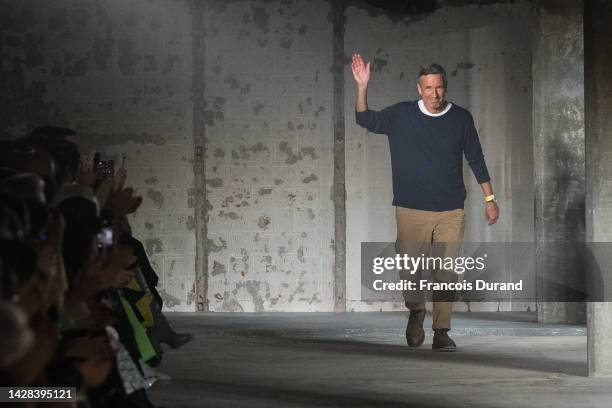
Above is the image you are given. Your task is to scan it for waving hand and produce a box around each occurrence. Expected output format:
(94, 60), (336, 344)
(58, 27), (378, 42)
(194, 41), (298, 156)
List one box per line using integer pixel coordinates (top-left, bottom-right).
(351, 53), (371, 88)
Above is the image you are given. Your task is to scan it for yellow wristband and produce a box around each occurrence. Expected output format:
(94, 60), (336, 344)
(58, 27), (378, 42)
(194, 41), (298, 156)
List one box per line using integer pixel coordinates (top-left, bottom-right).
(485, 194), (495, 202)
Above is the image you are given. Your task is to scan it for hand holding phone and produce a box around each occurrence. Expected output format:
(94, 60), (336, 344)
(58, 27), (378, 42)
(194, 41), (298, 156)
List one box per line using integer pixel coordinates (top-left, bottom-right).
(114, 155), (127, 191)
(94, 153), (115, 182)
(97, 226), (113, 249)
(78, 152), (96, 186)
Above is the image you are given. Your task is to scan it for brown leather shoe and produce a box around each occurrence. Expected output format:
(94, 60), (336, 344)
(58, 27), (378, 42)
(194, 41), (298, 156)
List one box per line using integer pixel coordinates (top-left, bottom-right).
(405, 309), (426, 347)
(432, 329), (457, 352)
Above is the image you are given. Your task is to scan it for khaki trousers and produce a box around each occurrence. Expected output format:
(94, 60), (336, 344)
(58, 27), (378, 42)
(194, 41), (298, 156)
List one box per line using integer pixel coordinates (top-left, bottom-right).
(395, 206), (465, 330)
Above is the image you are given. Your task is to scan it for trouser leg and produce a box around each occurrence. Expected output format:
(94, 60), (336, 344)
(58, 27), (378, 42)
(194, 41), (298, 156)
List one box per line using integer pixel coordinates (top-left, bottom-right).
(431, 208), (465, 330)
(395, 207), (434, 311)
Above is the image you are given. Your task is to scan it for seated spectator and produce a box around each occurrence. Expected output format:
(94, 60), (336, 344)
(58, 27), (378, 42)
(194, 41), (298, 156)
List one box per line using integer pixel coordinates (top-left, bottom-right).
(0, 126), (192, 407)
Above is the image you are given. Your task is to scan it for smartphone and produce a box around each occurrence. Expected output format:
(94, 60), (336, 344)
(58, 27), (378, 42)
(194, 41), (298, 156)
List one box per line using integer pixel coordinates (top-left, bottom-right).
(97, 226), (113, 249)
(94, 152), (115, 181)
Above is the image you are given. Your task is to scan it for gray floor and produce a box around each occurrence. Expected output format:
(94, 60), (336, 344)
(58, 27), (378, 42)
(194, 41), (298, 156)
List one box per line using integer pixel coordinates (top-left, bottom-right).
(148, 312), (612, 408)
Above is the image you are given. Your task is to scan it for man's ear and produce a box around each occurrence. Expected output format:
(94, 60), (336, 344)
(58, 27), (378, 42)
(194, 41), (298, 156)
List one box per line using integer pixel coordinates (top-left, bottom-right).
(416, 82), (422, 97)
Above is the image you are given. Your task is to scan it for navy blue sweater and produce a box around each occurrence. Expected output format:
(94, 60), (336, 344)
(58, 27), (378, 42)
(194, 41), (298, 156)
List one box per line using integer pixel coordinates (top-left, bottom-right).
(355, 101), (490, 211)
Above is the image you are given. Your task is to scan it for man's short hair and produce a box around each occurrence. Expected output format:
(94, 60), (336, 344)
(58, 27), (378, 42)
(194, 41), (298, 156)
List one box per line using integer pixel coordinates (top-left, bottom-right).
(418, 63), (447, 87)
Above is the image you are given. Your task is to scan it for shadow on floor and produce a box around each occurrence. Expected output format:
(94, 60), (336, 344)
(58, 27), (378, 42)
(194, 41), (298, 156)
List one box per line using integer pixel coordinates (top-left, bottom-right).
(150, 376), (498, 408)
(257, 336), (587, 377)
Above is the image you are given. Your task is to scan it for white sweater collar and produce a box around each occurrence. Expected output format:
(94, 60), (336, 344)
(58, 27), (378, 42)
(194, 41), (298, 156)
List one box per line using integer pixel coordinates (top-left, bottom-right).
(418, 99), (452, 117)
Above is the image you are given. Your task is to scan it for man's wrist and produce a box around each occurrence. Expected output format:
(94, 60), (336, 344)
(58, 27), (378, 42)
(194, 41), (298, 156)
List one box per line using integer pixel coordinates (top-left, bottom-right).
(484, 194), (496, 203)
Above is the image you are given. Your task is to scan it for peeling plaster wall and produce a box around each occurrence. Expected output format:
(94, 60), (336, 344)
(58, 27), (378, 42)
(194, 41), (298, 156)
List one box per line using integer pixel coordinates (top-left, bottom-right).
(1, 0), (197, 311)
(344, 1), (535, 311)
(2, 0), (537, 313)
(203, 0), (335, 312)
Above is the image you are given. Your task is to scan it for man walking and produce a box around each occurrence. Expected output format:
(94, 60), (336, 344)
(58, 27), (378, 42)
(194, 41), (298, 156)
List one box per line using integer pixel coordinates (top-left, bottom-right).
(352, 53), (499, 351)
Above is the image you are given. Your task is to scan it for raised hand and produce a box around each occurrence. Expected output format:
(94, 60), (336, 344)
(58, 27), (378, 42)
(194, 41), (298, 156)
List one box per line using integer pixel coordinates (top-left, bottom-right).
(96, 177), (114, 208)
(110, 187), (143, 219)
(351, 53), (371, 88)
(78, 152), (96, 187)
(114, 156), (127, 191)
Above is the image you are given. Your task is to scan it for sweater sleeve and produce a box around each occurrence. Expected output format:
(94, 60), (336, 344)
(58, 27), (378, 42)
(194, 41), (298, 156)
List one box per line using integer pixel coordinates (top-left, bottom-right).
(463, 112), (491, 184)
(355, 104), (398, 135)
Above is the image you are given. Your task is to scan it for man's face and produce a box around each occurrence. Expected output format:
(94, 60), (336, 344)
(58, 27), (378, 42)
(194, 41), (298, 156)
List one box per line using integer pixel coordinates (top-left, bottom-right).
(417, 74), (446, 112)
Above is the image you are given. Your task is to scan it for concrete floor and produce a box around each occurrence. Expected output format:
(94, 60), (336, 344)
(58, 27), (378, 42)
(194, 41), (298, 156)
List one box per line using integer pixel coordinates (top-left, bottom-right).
(148, 312), (612, 408)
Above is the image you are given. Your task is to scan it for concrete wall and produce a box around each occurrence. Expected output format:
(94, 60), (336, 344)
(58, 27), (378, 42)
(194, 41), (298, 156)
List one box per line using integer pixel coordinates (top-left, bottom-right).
(1, 0), (535, 312)
(0, 0), (197, 311)
(533, 0), (585, 324)
(344, 1), (535, 311)
(202, 0), (335, 312)
(585, 0), (612, 377)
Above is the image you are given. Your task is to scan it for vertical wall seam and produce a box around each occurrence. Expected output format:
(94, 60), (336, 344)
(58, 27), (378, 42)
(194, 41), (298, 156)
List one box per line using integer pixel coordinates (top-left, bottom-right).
(192, 0), (208, 312)
(332, 1), (347, 312)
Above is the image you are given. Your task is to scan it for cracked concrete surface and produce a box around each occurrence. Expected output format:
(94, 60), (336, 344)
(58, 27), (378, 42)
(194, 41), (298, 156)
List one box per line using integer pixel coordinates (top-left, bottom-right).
(149, 313), (612, 408)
